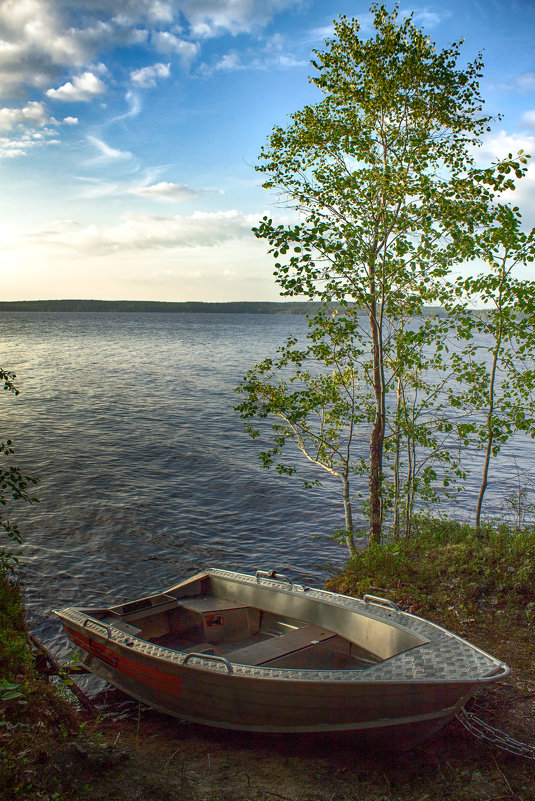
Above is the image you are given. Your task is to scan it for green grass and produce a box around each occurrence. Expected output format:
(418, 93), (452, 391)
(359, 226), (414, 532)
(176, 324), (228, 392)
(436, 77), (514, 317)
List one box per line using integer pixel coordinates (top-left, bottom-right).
(326, 518), (535, 676)
(328, 519), (535, 617)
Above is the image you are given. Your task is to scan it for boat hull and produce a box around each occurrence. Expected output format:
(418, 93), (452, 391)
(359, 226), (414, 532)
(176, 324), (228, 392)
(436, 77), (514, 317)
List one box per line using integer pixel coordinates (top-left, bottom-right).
(55, 569), (508, 737)
(65, 623), (477, 738)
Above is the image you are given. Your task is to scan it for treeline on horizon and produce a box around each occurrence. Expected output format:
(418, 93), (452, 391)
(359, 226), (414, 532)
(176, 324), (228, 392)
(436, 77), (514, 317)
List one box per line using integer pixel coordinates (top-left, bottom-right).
(0, 299), (325, 314)
(0, 299), (488, 317)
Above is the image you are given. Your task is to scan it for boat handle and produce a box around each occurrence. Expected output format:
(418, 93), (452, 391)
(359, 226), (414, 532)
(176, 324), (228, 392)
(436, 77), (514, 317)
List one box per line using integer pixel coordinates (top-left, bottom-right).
(363, 594), (399, 612)
(183, 653), (233, 673)
(255, 570), (293, 586)
(82, 617), (112, 638)
(479, 663), (511, 682)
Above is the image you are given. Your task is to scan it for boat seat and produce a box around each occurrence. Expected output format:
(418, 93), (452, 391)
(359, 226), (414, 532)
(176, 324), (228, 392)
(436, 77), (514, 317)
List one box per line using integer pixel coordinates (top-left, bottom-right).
(227, 623), (335, 666)
(102, 618), (142, 636)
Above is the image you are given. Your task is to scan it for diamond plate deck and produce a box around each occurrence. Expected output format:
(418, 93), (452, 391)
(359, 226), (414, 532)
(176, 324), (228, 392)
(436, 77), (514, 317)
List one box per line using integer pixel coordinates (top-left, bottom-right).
(60, 568), (506, 684)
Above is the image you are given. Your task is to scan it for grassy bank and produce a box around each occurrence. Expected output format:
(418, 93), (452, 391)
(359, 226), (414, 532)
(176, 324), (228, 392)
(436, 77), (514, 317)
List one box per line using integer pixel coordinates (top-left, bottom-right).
(1, 521), (535, 800)
(326, 519), (535, 678)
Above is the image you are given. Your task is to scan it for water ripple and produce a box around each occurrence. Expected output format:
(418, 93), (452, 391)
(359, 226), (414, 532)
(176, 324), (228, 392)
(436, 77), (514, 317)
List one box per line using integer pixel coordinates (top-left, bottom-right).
(1, 311), (533, 658)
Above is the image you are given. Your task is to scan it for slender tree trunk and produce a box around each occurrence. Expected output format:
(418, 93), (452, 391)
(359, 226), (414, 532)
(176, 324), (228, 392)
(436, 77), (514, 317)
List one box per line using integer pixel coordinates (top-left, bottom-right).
(475, 284), (504, 529)
(369, 293), (384, 545)
(405, 429), (416, 538)
(475, 340), (500, 528)
(393, 375), (402, 539)
(475, 432), (494, 529)
(341, 474), (357, 556)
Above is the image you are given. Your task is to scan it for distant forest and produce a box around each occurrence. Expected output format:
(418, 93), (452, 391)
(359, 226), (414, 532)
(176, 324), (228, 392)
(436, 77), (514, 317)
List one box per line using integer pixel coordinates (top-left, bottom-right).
(0, 299), (324, 314)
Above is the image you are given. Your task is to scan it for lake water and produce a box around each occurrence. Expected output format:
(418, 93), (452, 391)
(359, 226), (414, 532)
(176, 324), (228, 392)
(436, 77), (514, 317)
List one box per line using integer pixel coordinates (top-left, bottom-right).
(1, 311), (533, 658)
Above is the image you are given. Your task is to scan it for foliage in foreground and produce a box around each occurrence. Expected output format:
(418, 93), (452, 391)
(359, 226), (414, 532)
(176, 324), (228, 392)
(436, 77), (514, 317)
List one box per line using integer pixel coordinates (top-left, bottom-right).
(1, 368), (39, 571)
(0, 571), (82, 799)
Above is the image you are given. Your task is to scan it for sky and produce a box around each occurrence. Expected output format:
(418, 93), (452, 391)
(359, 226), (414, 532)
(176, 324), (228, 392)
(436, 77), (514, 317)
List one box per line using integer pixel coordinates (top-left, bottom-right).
(1, 0), (535, 303)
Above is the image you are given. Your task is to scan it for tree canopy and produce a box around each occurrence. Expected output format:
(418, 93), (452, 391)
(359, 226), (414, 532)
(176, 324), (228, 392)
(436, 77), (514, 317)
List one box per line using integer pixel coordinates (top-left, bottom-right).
(239, 4), (535, 546)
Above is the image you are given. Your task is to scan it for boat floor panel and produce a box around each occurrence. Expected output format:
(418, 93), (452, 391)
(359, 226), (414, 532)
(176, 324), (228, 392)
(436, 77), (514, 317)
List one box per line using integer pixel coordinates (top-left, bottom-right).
(226, 623), (335, 665)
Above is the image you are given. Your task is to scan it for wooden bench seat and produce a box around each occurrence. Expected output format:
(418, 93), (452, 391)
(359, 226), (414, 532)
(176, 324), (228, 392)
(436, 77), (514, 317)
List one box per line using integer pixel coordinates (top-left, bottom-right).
(227, 623), (336, 666)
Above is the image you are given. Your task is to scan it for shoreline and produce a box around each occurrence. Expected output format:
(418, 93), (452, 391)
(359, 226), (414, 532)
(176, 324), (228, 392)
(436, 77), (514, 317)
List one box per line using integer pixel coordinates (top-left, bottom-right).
(2, 521), (535, 798)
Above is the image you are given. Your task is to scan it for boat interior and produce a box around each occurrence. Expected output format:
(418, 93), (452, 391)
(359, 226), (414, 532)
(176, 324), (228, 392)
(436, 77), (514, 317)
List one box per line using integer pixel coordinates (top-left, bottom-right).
(83, 572), (427, 671)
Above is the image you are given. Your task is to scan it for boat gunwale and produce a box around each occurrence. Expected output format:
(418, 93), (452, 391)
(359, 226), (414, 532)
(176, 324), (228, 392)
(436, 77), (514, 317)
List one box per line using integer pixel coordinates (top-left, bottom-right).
(54, 568), (509, 685)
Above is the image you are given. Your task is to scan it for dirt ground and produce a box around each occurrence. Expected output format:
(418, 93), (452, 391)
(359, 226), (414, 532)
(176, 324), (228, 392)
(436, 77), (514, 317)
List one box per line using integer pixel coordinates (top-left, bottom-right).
(41, 676), (534, 801)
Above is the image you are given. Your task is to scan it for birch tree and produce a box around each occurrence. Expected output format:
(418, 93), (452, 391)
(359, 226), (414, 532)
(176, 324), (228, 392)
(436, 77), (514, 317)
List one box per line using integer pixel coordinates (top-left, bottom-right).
(252, 4), (506, 543)
(236, 309), (370, 555)
(446, 201), (535, 527)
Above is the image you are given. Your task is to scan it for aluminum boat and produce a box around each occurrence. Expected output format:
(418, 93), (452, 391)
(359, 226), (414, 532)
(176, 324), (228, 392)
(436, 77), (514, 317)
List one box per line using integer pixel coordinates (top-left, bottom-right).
(54, 568), (509, 739)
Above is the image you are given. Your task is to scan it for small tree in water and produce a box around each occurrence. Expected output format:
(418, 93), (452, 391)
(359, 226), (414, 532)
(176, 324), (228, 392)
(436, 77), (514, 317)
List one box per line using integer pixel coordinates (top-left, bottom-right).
(237, 309), (371, 556)
(444, 199), (535, 528)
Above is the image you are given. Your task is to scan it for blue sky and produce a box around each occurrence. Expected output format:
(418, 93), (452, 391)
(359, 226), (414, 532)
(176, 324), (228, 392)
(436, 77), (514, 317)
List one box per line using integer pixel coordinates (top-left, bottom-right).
(1, 0), (534, 302)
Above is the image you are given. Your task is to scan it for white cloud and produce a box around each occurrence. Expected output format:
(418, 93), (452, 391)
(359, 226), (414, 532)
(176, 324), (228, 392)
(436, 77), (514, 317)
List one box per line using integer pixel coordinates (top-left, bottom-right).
(0, 2), (157, 111)
(0, 0), (298, 156)
(477, 130), (535, 228)
(177, 0), (301, 38)
(0, 100), (49, 131)
(12, 209), (257, 253)
(0, 124), (59, 158)
(0, 1), (105, 98)
(63, 116), (78, 125)
(480, 130), (535, 161)
(46, 71), (106, 102)
(0, 0), (295, 102)
(151, 32), (199, 65)
(129, 181), (215, 201)
(130, 62), (170, 88)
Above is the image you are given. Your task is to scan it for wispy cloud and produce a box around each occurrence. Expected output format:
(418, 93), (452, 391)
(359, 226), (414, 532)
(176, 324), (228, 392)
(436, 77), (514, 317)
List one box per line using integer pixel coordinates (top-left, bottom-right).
(200, 32), (306, 76)
(409, 8), (448, 28)
(151, 32), (199, 65)
(130, 63), (170, 88)
(207, 51), (243, 73)
(129, 181), (218, 202)
(86, 134), (133, 163)
(10, 209), (258, 253)
(502, 73), (535, 93)
(178, 0), (302, 38)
